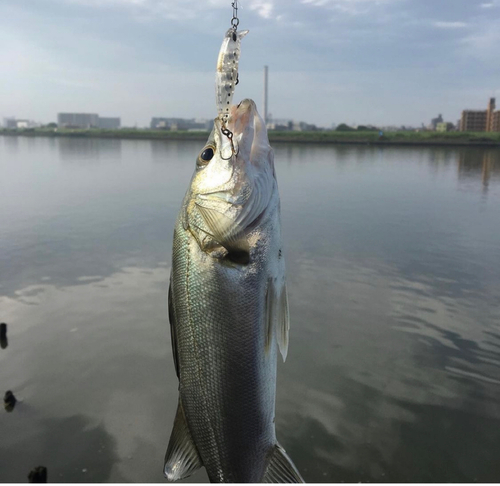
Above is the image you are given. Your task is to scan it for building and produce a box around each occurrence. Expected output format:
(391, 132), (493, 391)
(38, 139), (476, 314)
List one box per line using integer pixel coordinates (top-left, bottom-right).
(58, 113), (99, 128)
(266, 119), (319, 131)
(150, 117), (211, 131)
(460, 98), (500, 132)
(430, 114), (444, 130)
(3, 118), (37, 129)
(98, 117), (121, 129)
(436, 122), (455, 132)
(492, 111), (500, 132)
(460, 110), (488, 132)
(3, 117), (17, 128)
(16, 120), (30, 129)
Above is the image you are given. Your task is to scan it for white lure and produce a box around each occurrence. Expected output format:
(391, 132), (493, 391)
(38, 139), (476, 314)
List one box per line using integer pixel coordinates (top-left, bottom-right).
(215, 28), (249, 125)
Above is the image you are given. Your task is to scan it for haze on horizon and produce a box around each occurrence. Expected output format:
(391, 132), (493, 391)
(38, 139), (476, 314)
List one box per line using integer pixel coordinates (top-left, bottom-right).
(1, 0), (499, 128)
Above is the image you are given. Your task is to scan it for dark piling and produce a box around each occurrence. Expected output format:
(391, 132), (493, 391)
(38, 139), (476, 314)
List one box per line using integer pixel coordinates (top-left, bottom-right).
(28, 466), (48, 483)
(1, 322), (8, 349)
(4, 390), (17, 412)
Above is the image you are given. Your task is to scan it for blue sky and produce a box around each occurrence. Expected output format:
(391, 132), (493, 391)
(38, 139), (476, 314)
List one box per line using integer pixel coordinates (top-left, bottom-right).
(1, 0), (499, 127)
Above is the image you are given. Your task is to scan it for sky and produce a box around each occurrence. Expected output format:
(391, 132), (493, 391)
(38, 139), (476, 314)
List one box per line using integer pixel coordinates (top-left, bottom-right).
(1, 0), (499, 128)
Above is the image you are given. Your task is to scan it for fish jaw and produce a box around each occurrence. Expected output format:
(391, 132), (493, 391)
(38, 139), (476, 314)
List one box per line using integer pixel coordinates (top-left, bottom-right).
(228, 99), (273, 172)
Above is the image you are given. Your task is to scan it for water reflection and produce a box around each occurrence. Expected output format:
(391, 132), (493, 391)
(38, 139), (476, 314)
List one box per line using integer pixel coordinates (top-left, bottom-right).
(0, 413), (121, 482)
(150, 139), (203, 167)
(0, 266), (171, 482)
(458, 149), (500, 193)
(1, 138), (500, 482)
(57, 137), (122, 163)
(427, 147), (455, 170)
(2, 135), (19, 152)
(281, 368), (500, 482)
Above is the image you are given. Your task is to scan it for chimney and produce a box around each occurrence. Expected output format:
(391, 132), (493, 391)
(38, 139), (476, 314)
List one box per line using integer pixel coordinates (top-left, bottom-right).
(486, 97), (496, 132)
(263, 66), (269, 125)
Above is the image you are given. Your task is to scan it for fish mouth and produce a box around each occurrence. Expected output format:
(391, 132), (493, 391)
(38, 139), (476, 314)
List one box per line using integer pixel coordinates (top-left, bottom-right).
(213, 99), (262, 162)
(229, 99), (257, 136)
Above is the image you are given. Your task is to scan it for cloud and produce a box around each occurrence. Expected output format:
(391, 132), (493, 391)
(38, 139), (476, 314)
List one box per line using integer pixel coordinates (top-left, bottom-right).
(65, 0), (147, 6)
(59, 0), (222, 21)
(480, 1), (500, 7)
(63, 0), (401, 20)
(433, 21), (467, 29)
(300, 0), (402, 15)
(460, 21), (500, 62)
(0, 30), (57, 77)
(248, 1), (274, 19)
(2, 0), (499, 127)
(60, 0), (278, 21)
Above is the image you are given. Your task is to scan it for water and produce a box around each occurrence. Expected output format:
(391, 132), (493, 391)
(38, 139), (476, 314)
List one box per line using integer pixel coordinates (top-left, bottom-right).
(1, 136), (500, 482)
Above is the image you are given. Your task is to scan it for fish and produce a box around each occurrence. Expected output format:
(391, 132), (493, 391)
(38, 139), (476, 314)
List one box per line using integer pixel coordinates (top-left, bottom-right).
(163, 99), (304, 483)
(215, 28), (249, 125)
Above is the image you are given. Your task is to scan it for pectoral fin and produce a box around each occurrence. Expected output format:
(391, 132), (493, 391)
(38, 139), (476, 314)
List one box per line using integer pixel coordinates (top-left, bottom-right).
(263, 443), (304, 483)
(164, 400), (203, 481)
(265, 277), (290, 362)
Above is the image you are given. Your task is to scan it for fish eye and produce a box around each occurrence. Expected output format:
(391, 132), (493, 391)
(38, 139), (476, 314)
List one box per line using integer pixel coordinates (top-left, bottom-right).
(197, 145), (215, 167)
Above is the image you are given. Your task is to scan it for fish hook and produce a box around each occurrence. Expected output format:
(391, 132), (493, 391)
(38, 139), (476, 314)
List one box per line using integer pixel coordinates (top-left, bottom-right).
(221, 122), (237, 156)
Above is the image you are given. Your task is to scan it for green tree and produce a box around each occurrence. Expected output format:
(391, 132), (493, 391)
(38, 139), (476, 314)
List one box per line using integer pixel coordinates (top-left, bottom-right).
(336, 123), (354, 131)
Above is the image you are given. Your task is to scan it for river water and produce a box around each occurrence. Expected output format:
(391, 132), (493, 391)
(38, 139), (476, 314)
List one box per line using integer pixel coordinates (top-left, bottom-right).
(1, 136), (500, 482)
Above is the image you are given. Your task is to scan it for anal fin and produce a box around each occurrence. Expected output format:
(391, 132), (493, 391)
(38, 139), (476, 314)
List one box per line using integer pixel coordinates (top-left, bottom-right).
(264, 443), (304, 483)
(164, 400), (203, 481)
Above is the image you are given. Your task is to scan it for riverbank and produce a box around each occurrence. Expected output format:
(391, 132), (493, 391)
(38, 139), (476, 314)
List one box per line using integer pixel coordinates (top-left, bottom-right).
(2, 127), (500, 147)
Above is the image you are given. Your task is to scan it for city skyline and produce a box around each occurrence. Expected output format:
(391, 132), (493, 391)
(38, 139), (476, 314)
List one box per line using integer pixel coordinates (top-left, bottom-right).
(1, 0), (499, 127)
(5, 95), (500, 132)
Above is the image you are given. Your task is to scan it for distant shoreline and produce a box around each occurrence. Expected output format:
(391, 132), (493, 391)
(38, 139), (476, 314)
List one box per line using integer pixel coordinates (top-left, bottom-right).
(2, 128), (500, 148)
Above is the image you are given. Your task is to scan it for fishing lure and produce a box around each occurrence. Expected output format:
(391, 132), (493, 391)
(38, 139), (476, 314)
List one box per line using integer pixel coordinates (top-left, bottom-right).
(215, 27), (249, 126)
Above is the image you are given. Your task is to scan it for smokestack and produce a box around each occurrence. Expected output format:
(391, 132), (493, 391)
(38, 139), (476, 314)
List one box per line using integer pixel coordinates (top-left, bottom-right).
(486, 97), (495, 132)
(263, 65), (269, 125)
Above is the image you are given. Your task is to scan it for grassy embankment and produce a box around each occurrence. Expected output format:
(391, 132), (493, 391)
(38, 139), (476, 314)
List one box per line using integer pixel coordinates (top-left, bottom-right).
(2, 127), (500, 146)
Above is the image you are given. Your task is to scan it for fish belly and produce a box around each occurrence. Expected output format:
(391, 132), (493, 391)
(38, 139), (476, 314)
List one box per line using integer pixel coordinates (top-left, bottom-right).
(171, 223), (278, 482)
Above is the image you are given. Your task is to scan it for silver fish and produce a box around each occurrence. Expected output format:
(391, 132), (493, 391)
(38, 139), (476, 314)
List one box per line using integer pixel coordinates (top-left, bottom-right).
(215, 28), (249, 125)
(164, 99), (303, 483)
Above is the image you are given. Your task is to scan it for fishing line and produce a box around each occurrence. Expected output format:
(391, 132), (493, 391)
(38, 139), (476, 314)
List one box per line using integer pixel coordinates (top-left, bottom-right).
(231, 1), (239, 30)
